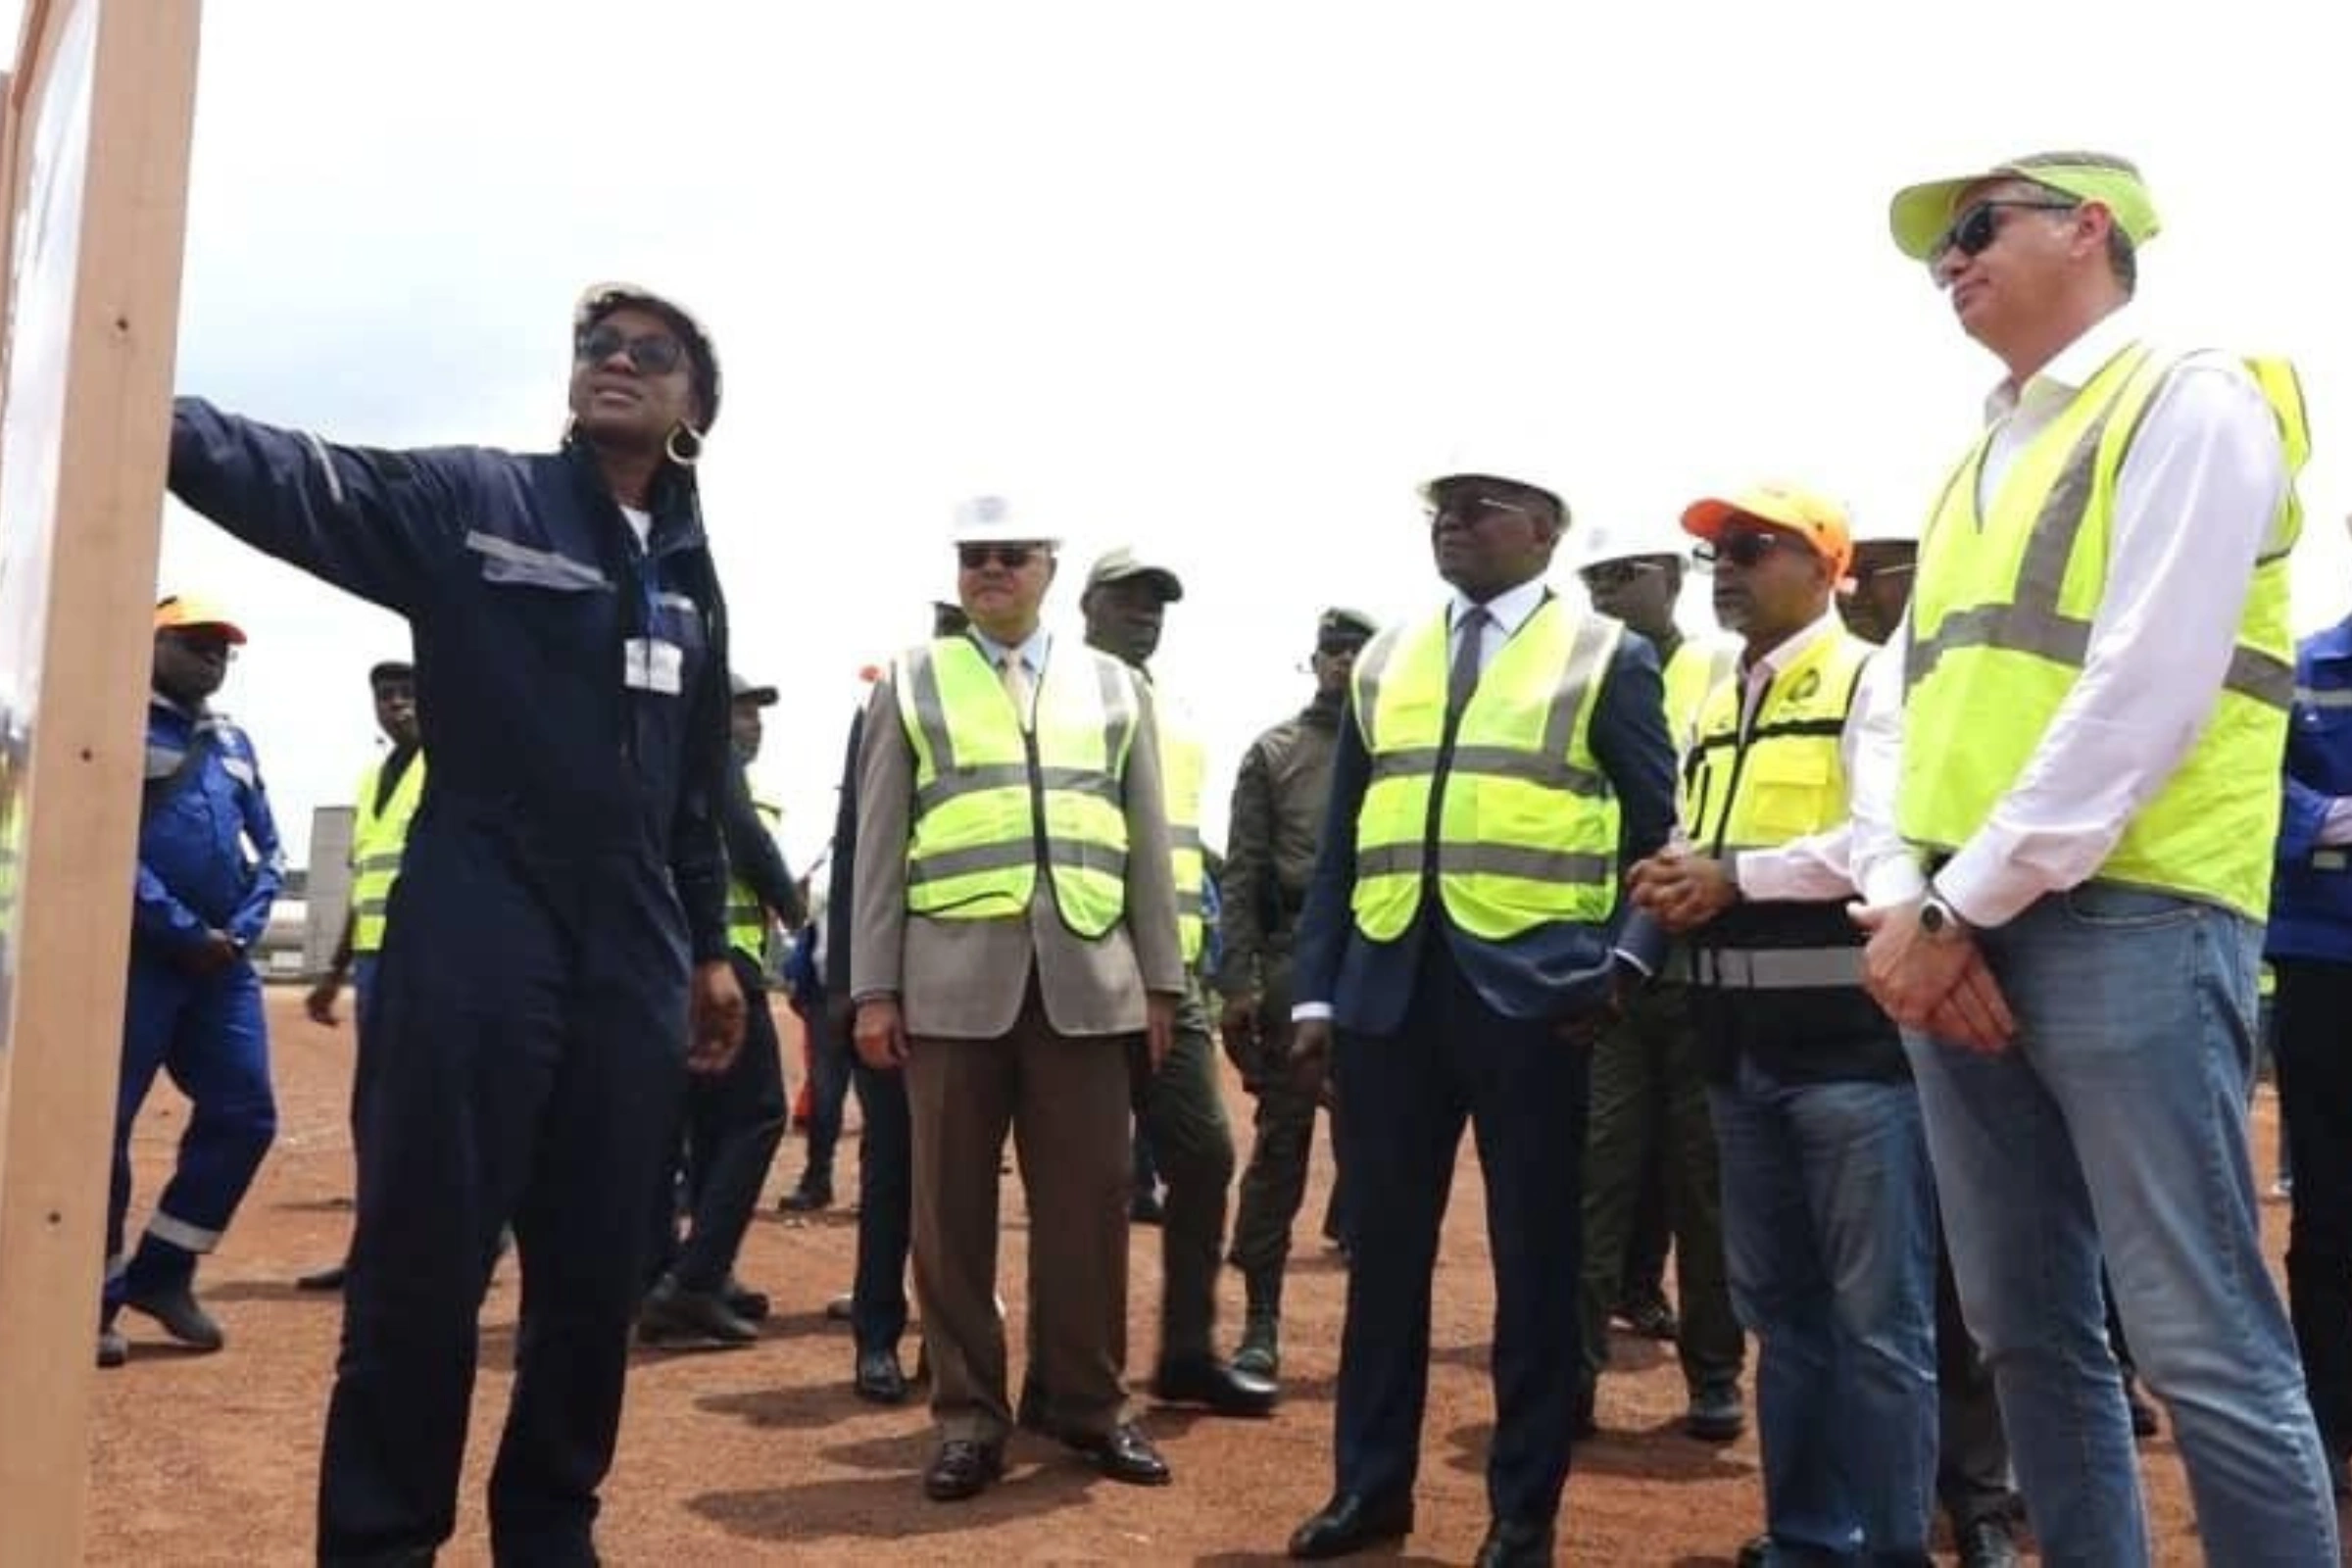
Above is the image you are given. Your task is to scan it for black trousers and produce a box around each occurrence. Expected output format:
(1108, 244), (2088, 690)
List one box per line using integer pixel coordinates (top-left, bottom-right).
(1330, 940), (1590, 1525)
(649, 952), (787, 1294)
(799, 993), (853, 1185)
(2273, 957), (2352, 1458)
(849, 1015), (914, 1355)
(318, 832), (688, 1566)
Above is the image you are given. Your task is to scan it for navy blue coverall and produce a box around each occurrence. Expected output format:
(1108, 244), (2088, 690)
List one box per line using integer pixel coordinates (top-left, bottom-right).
(110, 697), (283, 1309)
(168, 400), (734, 1566)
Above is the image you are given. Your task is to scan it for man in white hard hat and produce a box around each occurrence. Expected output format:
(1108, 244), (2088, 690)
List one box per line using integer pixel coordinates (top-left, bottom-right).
(852, 496), (1185, 1500)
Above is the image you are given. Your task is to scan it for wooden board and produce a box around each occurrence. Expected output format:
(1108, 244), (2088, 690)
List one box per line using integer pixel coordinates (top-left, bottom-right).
(0, 2), (204, 1560)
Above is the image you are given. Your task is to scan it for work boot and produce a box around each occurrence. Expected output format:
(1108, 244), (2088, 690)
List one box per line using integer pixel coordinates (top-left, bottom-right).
(96, 1326), (127, 1369)
(1234, 1308), (1281, 1380)
(637, 1275), (758, 1349)
(122, 1283), (224, 1352)
(1233, 1270), (1283, 1379)
(779, 1174), (833, 1213)
(721, 1275), (771, 1323)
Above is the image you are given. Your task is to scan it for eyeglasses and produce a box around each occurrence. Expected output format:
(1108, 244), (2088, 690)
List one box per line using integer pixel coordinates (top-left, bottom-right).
(1580, 559), (1668, 591)
(574, 322), (689, 376)
(1931, 199), (2078, 265)
(1691, 531), (1796, 570)
(957, 543), (1041, 570)
(1428, 496), (1535, 529)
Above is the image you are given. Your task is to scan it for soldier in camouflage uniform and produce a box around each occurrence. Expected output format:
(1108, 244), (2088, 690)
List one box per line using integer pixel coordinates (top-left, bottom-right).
(1219, 607), (1378, 1382)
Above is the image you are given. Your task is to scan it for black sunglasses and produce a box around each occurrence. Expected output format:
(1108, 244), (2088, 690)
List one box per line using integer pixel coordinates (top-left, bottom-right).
(957, 543), (1042, 570)
(1580, 559), (1669, 591)
(1932, 198), (2078, 265)
(1692, 531), (1794, 570)
(574, 322), (689, 376)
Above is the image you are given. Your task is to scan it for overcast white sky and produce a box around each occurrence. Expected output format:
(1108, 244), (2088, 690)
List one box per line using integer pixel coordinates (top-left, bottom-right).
(14, 0), (2349, 869)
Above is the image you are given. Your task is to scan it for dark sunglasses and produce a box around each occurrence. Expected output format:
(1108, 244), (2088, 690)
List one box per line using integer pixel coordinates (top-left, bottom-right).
(1692, 530), (1795, 570)
(1316, 636), (1368, 658)
(1428, 495), (1535, 529)
(1932, 198), (2078, 264)
(574, 322), (689, 376)
(1580, 559), (1669, 591)
(1853, 561), (1917, 584)
(957, 543), (1041, 570)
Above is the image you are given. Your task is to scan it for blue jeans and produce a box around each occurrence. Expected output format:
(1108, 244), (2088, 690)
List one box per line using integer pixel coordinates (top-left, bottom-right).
(1710, 1055), (1936, 1564)
(1909, 884), (2338, 1568)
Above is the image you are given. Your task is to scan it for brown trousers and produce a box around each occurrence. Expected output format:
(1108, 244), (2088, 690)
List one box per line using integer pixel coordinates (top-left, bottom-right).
(906, 986), (1134, 1445)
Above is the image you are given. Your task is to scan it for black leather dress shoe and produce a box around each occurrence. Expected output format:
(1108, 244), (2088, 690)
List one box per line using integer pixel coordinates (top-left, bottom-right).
(1152, 1353), (1277, 1417)
(1473, 1517), (1554, 1567)
(1289, 1492), (1414, 1559)
(854, 1347), (908, 1405)
(1059, 1421), (1171, 1486)
(922, 1438), (1004, 1502)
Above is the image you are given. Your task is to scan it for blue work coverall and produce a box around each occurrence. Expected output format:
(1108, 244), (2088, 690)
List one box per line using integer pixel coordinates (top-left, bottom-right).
(169, 401), (734, 1566)
(110, 697), (283, 1306)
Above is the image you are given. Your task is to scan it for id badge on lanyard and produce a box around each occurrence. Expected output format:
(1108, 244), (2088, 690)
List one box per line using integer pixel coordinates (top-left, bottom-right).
(623, 553), (684, 695)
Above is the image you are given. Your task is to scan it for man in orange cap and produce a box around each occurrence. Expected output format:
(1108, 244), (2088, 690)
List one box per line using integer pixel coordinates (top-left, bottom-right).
(101, 595), (285, 1369)
(1627, 485), (1938, 1567)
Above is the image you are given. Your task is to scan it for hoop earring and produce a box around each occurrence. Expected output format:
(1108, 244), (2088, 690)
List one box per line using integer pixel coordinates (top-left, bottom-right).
(665, 422), (704, 466)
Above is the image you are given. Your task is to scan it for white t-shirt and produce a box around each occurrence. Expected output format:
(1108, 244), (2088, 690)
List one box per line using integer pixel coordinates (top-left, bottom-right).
(621, 505), (653, 550)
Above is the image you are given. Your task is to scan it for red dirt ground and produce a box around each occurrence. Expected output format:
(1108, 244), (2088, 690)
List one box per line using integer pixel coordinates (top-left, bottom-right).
(83, 992), (2316, 1564)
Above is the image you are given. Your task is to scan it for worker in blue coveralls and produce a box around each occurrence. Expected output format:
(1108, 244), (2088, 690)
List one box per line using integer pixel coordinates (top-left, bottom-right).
(165, 281), (747, 1567)
(99, 594), (285, 1370)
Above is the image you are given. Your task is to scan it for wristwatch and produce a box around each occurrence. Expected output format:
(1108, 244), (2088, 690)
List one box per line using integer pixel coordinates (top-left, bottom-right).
(1919, 885), (1968, 940)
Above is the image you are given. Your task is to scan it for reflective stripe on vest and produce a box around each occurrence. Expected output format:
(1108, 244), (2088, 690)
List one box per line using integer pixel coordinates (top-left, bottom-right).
(1899, 343), (2308, 919)
(1682, 629), (1872, 858)
(1669, 945), (1866, 989)
(1348, 597), (1622, 941)
(1159, 701), (1209, 964)
(350, 751), (426, 954)
(1662, 636), (1738, 758)
(726, 798), (784, 961)
(893, 636), (1139, 940)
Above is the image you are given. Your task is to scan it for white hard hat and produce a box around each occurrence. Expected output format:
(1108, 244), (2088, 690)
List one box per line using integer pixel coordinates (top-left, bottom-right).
(1848, 511), (1919, 547)
(1578, 519), (1690, 569)
(948, 494), (1060, 550)
(1419, 457), (1568, 520)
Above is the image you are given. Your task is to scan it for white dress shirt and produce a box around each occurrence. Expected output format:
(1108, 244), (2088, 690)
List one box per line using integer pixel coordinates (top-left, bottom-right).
(1848, 303), (2290, 926)
(1450, 574), (1552, 673)
(1715, 610), (1887, 905)
(969, 625), (1053, 728)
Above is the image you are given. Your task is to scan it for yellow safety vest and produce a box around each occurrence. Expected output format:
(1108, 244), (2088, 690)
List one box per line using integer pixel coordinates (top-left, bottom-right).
(1158, 695), (1208, 965)
(726, 797), (785, 962)
(1348, 596), (1623, 941)
(893, 635), (1141, 940)
(350, 750), (425, 955)
(1662, 635), (1738, 757)
(1684, 629), (1873, 856)
(1900, 342), (2309, 919)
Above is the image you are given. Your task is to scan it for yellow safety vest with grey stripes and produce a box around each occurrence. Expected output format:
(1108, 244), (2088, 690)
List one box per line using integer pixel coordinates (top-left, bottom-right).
(1157, 696), (1208, 965)
(1900, 343), (2308, 920)
(350, 751), (424, 955)
(726, 798), (784, 962)
(893, 635), (1140, 940)
(1348, 597), (1622, 942)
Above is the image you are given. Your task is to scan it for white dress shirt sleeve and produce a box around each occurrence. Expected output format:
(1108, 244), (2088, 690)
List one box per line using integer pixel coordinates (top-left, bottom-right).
(1935, 359), (2288, 927)
(2319, 798), (2352, 848)
(1846, 638), (1929, 907)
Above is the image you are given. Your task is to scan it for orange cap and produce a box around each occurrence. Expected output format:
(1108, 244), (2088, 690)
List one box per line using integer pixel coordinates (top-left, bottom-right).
(1681, 481), (1853, 580)
(153, 593), (247, 644)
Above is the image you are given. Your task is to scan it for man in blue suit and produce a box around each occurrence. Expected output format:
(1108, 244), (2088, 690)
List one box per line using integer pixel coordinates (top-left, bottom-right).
(1283, 464), (1677, 1566)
